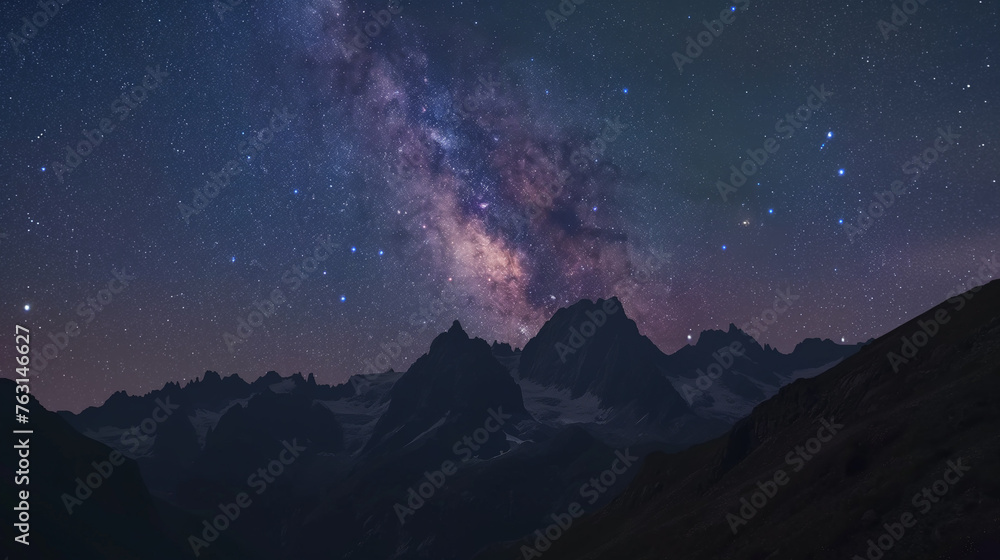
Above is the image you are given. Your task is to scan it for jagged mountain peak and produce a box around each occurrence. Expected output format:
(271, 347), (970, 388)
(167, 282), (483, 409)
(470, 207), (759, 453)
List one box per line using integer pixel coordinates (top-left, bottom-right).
(363, 320), (526, 454)
(518, 295), (691, 418)
(449, 319), (467, 335)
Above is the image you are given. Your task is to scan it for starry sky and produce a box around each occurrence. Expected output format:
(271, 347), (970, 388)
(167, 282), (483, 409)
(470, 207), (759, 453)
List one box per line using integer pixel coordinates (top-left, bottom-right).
(1, 0), (997, 412)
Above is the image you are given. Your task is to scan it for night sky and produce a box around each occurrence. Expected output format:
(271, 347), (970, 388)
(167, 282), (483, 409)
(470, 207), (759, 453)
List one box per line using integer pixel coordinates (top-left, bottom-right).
(2, 0), (997, 412)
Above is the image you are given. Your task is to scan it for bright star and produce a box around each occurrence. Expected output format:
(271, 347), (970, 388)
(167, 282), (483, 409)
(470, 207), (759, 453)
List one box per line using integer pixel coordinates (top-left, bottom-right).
(820, 133), (834, 150)
(838, 169), (845, 176)
(378, 250), (384, 256)
(622, 88), (628, 94)
(340, 295), (346, 302)
(351, 246), (357, 253)
(838, 219), (844, 224)
(24, 304), (30, 311)
(768, 208), (774, 214)
(230, 256), (236, 263)
(721, 245), (727, 251)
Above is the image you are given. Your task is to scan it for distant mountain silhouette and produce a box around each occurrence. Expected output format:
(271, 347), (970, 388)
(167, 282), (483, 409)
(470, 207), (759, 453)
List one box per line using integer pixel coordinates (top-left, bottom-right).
(364, 320), (529, 456)
(477, 280), (1000, 560)
(662, 323), (865, 423)
(0, 379), (221, 560)
(32, 295), (877, 559)
(519, 297), (690, 414)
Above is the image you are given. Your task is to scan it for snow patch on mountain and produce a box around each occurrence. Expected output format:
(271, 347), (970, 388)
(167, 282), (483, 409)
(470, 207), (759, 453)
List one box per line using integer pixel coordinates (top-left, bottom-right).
(189, 398), (251, 448)
(268, 378), (297, 393)
(517, 377), (610, 424)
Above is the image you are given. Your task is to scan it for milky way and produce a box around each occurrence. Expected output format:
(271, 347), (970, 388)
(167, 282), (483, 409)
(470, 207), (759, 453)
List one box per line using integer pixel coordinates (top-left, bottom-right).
(1, 0), (997, 410)
(286, 0), (678, 346)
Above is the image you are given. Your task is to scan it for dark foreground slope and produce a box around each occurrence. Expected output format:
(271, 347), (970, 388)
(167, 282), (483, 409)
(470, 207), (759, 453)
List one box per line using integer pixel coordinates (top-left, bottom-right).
(482, 280), (1000, 560)
(0, 380), (211, 560)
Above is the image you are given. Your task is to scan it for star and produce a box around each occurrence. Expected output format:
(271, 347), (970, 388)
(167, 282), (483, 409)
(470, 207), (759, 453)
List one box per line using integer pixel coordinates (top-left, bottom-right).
(7, 0), (996, 421)
(820, 132), (834, 150)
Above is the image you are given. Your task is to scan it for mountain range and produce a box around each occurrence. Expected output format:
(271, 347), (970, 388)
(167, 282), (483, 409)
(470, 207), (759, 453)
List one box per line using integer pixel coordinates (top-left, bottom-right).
(6, 288), (995, 560)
